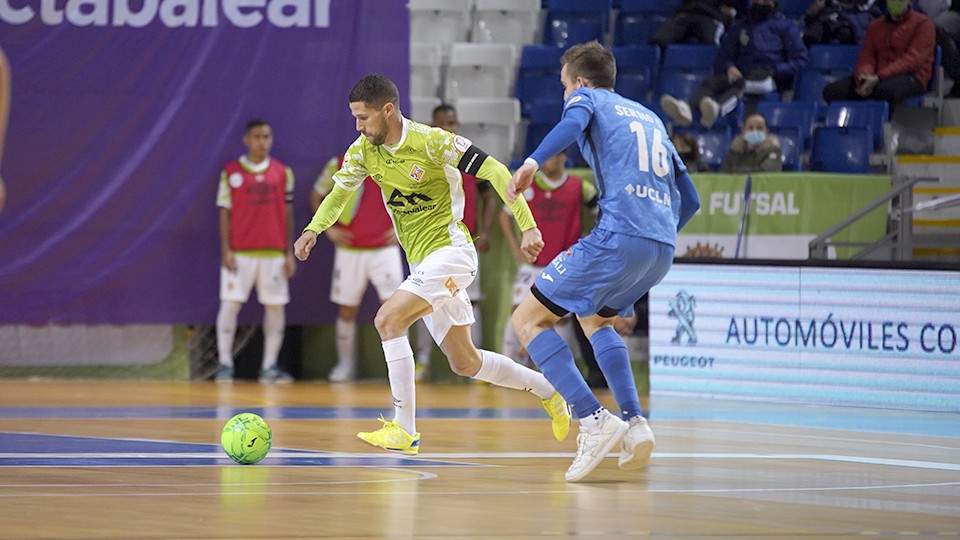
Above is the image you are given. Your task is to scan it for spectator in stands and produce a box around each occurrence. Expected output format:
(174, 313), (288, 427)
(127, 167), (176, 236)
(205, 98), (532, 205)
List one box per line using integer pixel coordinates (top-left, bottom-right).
(414, 104), (497, 382)
(802, 0), (881, 46)
(648, 0), (742, 48)
(661, 0), (809, 129)
(0, 47), (9, 214)
(822, 0), (936, 109)
(921, 0), (960, 97)
(720, 113), (784, 172)
(215, 119), (296, 383)
(671, 132), (711, 172)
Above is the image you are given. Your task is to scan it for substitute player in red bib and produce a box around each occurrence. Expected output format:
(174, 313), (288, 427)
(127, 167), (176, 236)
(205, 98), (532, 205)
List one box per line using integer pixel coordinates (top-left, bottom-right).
(215, 119), (296, 383)
(310, 156), (404, 382)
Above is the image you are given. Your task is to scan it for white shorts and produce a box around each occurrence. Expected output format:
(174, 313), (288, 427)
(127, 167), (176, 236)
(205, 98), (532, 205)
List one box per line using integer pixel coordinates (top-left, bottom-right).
(399, 244), (478, 344)
(220, 254), (289, 305)
(466, 265), (483, 302)
(512, 262), (544, 306)
(331, 245), (404, 307)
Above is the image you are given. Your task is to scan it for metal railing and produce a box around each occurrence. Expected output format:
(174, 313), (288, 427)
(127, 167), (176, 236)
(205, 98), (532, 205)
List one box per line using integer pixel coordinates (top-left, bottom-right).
(808, 176), (939, 261)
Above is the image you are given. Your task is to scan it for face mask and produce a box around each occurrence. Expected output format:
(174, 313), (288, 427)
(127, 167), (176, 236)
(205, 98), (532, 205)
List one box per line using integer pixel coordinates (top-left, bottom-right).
(887, 0), (907, 17)
(744, 130), (767, 145)
(749, 3), (776, 19)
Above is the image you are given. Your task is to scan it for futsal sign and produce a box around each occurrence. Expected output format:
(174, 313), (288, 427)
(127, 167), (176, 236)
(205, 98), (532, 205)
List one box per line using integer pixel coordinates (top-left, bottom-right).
(649, 263), (960, 412)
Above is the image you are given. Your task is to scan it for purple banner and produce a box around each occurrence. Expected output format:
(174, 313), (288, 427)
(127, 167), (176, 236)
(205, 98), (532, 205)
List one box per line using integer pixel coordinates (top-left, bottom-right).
(0, 0), (409, 324)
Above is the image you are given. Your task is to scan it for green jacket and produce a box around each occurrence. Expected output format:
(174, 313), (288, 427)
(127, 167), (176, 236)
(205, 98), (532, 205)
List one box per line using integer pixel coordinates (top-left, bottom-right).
(720, 135), (783, 173)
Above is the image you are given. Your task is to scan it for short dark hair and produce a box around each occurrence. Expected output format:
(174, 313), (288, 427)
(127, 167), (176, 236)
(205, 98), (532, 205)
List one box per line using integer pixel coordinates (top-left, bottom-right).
(561, 41), (616, 89)
(245, 118), (269, 132)
(432, 103), (456, 117)
(349, 74), (399, 108)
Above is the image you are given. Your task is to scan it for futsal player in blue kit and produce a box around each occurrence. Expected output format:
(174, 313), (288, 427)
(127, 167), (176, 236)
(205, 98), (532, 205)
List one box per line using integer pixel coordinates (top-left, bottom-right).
(508, 41), (701, 482)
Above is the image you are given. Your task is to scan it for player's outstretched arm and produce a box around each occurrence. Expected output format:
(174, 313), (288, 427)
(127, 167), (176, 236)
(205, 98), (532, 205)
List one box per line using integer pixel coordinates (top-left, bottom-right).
(294, 230), (318, 261)
(296, 183), (353, 261)
(519, 227), (544, 263)
(471, 154), (538, 235)
(507, 159), (537, 203)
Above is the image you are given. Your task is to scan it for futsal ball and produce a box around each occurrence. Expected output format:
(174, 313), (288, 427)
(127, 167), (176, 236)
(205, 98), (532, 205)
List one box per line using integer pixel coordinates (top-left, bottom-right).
(221, 413), (272, 464)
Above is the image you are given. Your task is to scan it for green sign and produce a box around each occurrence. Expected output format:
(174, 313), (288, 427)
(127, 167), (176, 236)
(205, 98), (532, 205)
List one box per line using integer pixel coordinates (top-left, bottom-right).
(569, 170), (891, 259)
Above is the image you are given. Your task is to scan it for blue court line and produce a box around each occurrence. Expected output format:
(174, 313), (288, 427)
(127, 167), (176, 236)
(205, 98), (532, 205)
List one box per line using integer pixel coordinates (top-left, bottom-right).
(0, 406), (550, 420)
(0, 433), (480, 468)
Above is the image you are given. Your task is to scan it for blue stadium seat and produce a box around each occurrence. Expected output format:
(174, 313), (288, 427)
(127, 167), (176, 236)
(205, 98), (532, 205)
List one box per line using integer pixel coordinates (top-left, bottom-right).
(756, 100), (818, 149)
(524, 101), (562, 157)
(542, 0), (612, 48)
(663, 44), (720, 70)
(809, 126), (872, 173)
(614, 0), (678, 45)
(676, 125), (733, 171)
(655, 67), (711, 101)
(793, 69), (847, 116)
(771, 125), (803, 171)
(515, 46), (565, 116)
(612, 45), (660, 101)
(615, 15), (667, 46)
(807, 45), (860, 71)
(824, 100), (889, 152)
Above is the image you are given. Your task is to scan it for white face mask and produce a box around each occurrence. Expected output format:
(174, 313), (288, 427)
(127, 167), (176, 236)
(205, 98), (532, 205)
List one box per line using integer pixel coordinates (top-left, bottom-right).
(744, 130), (767, 145)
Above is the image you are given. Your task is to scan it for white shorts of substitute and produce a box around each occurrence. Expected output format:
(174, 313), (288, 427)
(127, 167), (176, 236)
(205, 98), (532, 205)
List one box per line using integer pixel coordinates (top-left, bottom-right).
(511, 262), (545, 306)
(331, 245), (404, 307)
(399, 244), (478, 345)
(220, 253), (289, 305)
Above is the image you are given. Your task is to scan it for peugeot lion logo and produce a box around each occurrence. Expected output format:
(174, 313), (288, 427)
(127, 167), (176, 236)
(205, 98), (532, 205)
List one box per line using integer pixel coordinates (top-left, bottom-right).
(668, 289), (697, 345)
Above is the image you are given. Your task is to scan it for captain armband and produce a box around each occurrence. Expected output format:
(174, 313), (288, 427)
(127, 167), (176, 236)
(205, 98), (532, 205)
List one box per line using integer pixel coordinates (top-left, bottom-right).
(456, 145), (489, 176)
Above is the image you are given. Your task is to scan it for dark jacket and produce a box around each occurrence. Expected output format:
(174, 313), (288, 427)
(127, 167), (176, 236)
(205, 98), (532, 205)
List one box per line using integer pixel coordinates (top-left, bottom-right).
(677, 0), (743, 22)
(717, 12), (810, 87)
(857, 8), (936, 87)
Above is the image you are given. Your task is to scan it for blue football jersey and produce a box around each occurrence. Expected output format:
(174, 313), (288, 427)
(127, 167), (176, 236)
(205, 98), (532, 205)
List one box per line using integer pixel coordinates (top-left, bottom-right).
(564, 87), (687, 246)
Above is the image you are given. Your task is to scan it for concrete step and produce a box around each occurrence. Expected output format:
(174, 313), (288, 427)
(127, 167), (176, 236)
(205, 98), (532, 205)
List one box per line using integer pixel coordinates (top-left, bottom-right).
(892, 156), (960, 260)
(934, 127), (960, 156)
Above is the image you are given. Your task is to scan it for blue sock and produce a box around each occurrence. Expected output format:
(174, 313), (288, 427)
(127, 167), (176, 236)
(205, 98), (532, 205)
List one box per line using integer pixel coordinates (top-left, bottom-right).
(527, 329), (601, 419)
(590, 327), (642, 420)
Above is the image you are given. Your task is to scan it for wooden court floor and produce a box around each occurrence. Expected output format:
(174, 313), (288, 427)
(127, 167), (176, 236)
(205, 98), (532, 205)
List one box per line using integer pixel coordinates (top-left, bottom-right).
(0, 380), (958, 539)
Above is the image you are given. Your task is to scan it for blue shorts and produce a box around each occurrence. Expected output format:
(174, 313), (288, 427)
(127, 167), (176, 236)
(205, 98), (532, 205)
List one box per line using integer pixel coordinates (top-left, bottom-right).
(533, 229), (675, 318)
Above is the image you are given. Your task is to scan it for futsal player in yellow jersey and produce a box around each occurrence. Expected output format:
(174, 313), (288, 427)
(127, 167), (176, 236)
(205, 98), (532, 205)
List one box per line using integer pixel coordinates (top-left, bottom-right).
(294, 75), (571, 455)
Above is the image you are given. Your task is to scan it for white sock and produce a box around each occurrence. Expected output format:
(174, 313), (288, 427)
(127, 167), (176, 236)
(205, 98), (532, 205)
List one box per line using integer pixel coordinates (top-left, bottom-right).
(335, 317), (357, 368)
(473, 350), (555, 400)
(501, 316), (522, 361)
(261, 304), (285, 371)
(414, 319), (433, 367)
(215, 300), (242, 368)
(383, 336), (417, 435)
(578, 407), (606, 434)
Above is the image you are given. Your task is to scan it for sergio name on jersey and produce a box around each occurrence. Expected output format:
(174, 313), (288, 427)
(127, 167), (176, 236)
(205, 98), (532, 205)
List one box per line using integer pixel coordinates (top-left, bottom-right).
(306, 117), (536, 264)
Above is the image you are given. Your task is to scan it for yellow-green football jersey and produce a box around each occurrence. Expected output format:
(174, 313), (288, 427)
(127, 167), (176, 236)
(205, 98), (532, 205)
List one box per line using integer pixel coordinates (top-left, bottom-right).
(332, 118), (493, 263)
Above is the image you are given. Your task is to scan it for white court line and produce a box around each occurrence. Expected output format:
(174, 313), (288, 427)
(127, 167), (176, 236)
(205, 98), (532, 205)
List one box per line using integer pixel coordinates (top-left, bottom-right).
(2, 451), (959, 471)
